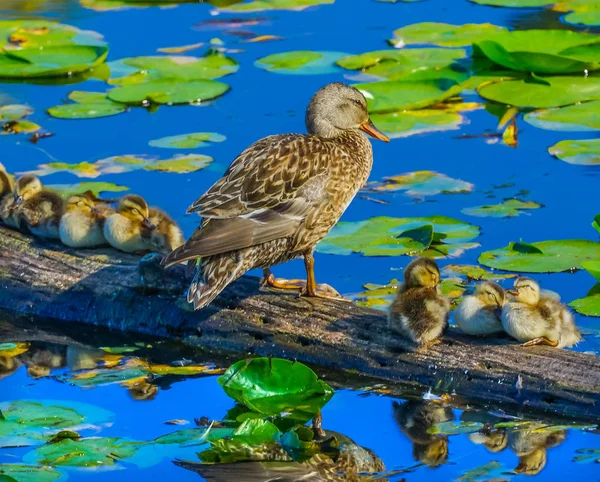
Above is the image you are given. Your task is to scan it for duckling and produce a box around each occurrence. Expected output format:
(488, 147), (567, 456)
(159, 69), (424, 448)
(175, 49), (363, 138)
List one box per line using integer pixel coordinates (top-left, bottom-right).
(103, 195), (156, 253)
(388, 258), (450, 345)
(0, 162), (14, 202)
(59, 191), (114, 248)
(4, 175), (64, 238)
(455, 281), (506, 336)
(508, 425), (567, 476)
(502, 277), (581, 348)
(0, 165), (19, 229)
(141, 207), (184, 255)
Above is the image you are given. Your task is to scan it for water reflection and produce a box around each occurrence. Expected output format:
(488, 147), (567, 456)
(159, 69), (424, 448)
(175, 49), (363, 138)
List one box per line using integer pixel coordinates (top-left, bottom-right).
(509, 425), (567, 476)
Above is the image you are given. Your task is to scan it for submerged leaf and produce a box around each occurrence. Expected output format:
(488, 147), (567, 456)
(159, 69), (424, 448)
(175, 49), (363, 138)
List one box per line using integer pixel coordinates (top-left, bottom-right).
(365, 170), (473, 196)
(149, 132), (226, 149)
(462, 199), (542, 218)
(524, 101), (600, 131)
(428, 420), (484, 435)
(0, 464), (60, 482)
(33, 437), (140, 467)
(218, 0), (334, 13)
(549, 139), (600, 165)
(0, 104), (33, 121)
(370, 109), (467, 138)
(442, 264), (516, 281)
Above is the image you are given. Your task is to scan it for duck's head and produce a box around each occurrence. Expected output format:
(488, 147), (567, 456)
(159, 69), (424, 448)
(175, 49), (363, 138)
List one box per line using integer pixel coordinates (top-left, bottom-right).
(306, 82), (389, 142)
(117, 195), (155, 229)
(11, 175), (42, 208)
(474, 281), (506, 309)
(507, 277), (540, 306)
(515, 448), (547, 476)
(404, 257), (441, 289)
(65, 191), (103, 216)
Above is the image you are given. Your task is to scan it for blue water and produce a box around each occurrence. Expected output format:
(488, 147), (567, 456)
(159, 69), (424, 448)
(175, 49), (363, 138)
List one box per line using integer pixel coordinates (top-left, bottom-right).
(1, 0), (600, 480)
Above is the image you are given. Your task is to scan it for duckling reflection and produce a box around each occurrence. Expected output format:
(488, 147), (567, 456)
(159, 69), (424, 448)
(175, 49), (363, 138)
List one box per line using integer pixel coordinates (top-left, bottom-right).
(392, 399), (453, 467)
(508, 425), (567, 476)
(126, 378), (159, 401)
(19, 343), (67, 379)
(460, 410), (508, 454)
(0, 355), (22, 380)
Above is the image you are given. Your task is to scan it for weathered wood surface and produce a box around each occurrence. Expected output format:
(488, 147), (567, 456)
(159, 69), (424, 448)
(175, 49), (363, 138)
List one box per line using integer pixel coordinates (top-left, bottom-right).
(1, 225), (599, 421)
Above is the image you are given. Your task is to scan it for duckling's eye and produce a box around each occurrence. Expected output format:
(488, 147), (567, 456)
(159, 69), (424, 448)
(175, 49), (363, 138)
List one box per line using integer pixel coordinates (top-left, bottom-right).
(132, 208), (140, 215)
(76, 201), (84, 207)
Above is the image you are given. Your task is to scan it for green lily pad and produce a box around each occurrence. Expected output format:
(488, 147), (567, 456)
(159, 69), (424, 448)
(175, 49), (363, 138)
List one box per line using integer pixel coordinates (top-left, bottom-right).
(365, 170), (474, 196)
(317, 215), (480, 258)
(524, 101), (600, 131)
(108, 79), (229, 105)
(570, 294), (600, 317)
(0, 465), (60, 482)
(153, 427), (235, 446)
(255, 51), (346, 75)
(474, 30), (600, 74)
(355, 78), (463, 114)
(593, 214), (600, 234)
(564, 9), (600, 26)
(370, 109), (465, 138)
(0, 342), (29, 357)
(479, 239), (600, 273)
(458, 461), (505, 482)
(479, 76), (600, 108)
(462, 199), (542, 218)
(442, 264), (516, 281)
(218, 358), (333, 420)
(47, 182), (128, 198)
(48, 102), (126, 119)
(219, 0), (334, 13)
(0, 20), (106, 49)
(32, 437), (140, 467)
(0, 104), (33, 121)
(469, 0), (554, 5)
(428, 420), (484, 435)
(389, 22), (507, 48)
(1, 120), (40, 134)
(149, 132), (226, 149)
(549, 139), (600, 165)
(142, 154), (214, 173)
(68, 91), (110, 103)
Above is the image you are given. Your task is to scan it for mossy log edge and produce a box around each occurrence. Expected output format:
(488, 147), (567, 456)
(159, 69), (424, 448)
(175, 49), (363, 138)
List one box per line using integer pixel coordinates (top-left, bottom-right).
(1, 226), (599, 420)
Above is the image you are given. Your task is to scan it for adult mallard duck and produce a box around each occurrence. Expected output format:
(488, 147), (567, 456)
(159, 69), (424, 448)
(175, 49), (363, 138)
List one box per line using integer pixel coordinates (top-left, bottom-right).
(455, 281), (506, 336)
(162, 82), (389, 310)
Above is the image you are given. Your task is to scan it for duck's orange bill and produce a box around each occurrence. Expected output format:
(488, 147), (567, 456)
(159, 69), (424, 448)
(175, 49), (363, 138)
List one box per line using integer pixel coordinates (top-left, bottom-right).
(506, 289), (519, 296)
(360, 119), (390, 142)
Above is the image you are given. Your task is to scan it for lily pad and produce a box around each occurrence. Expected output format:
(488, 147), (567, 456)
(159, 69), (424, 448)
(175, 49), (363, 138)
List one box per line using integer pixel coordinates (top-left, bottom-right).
(564, 9), (600, 25)
(46, 182), (129, 198)
(48, 101), (126, 119)
(428, 420), (484, 435)
(479, 239), (600, 273)
(0, 465), (60, 482)
(0, 20), (105, 49)
(469, 0), (554, 5)
(570, 294), (600, 317)
(462, 199), (542, 218)
(317, 216), (480, 258)
(370, 109), (466, 138)
(458, 461), (505, 482)
(593, 214), (600, 234)
(524, 101), (600, 131)
(218, 358), (333, 420)
(255, 51), (346, 75)
(32, 437), (140, 467)
(548, 139), (600, 165)
(0, 342), (29, 357)
(0, 104), (33, 121)
(1, 120), (40, 134)
(355, 78), (463, 113)
(365, 170), (473, 196)
(442, 264), (516, 281)
(474, 30), (600, 74)
(389, 22), (507, 48)
(219, 0), (334, 13)
(153, 427), (234, 446)
(108, 79), (229, 105)
(149, 132), (226, 149)
(478, 76), (600, 108)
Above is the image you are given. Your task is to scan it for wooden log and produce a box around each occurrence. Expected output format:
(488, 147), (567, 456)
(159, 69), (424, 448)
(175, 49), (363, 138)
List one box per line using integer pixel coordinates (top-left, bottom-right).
(1, 225), (599, 421)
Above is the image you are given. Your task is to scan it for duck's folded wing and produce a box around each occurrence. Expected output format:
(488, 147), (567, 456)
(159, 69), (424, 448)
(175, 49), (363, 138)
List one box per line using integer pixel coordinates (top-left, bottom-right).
(161, 198), (311, 266)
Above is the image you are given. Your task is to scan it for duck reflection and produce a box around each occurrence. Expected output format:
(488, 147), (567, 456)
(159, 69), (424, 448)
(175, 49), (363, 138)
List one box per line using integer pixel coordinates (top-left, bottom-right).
(392, 400), (453, 467)
(509, 425), (567, 476)
(19, 342), (66, 379)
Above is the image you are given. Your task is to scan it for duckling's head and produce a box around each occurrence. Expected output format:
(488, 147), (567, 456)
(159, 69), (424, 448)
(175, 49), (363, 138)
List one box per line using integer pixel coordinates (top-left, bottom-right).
(474, 281), (506, 309)
(0, 162), (6, 174)
(65, 191), (97, 215)
(515, 448), (547, 476)
(414, 437), (448, 467)
(306, 82), (389, 142)
(404, 257), (441, 289)
(12, 175), (42, 207)
(117, 195), (155, 229)
(508, 277), (540, 306)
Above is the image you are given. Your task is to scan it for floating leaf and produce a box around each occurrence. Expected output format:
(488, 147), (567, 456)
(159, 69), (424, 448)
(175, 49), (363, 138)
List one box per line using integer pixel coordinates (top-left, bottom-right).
(218, 0), (334, 13)
(0, 464), (60, 482)
(428, 420), (484, 435)
(524, 101), (600, 131)
(47, 430), (80, 444)
(370, 110), (466, 138)
(218, 358), (333, 421)
(48, 101), (126, 119)
(1, 120), (40, 134)
(462, 199), (542, 218)
(0, 342), (30, 358)
(583, 260), (600, 281)
(549, 139), (600, 165)
(32, 437), (140, 467)
(255, 51), (346, 75)
(593, 214), (600, 234)
(469, 0), (554, 5)
(355, 78), (463, 114)
(149, 132), (226, 149)
(458, 461), (505, 482)
(352, 279), (400, 309)
(0, 20), (105, 49)
(570, 294), (600, 317)
(108, 79), (229, 105)
(479, 239), (600, 273)
(158, 42), (205, 54)
(442, 264), (516, 281)
(153, 427), (234, 446)
(565, 9), (600, 26)
(389, 22), (507, 48)
(0, 104), (33, 121)
(99, 346), (138, 354)
(365, 170), (473, 196)
(478, 76), (600, 108)
(318, 216), (480, 258)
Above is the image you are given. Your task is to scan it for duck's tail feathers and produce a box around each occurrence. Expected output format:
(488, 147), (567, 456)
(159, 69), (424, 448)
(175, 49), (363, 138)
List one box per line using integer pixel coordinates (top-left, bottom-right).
(187, 255), (244, 310)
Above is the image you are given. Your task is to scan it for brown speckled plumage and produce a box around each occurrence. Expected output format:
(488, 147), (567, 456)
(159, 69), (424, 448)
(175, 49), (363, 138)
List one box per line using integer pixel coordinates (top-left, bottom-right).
(163, 82), (389, 309)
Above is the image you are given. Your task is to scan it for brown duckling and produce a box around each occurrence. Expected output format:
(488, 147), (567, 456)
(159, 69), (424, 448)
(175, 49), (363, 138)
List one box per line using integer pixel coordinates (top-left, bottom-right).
(502, 277), (581, 348)
(59, 191), (114, 248)
(0, 162), (14, 201)
(4, 175), (64, 238)
(0, 163), (17, 227)
(388, 258), (450, 345)
(455, 281), (506, 336)
(141, 207), (184, 255)
(103, 194), (156, 253)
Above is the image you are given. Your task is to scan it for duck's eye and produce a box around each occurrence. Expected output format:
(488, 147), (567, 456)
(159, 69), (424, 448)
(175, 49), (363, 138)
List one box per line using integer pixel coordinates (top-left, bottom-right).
(132, 208), (140, 215)
(353, 99), (363, 107)
(77, 201), (84, 207)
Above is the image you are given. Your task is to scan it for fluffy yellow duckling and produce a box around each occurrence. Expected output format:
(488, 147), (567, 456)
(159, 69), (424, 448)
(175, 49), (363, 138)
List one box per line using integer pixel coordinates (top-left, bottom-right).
(388, 258), (450, 345)
(0, 162), (14, 201)
(502, 277), (581, 348)
(59, 191), (114, 248)
(141, 207), (184, 255)
(0, 163), (17, 227)
(455, 281), (506, 336)
(104, 194), (156, 253)
(4, 176), (64, 238)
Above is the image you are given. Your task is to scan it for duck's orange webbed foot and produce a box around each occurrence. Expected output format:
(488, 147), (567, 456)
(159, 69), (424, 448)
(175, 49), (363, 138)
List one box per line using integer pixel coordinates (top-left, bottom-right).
(262, 269), (306, 291)
(521, 337), (559, 347)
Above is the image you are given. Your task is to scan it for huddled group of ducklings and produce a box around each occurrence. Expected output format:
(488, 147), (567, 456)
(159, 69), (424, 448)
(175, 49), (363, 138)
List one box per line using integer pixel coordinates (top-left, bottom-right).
(388, 257), (582, 349)
(0, 163), (183, 254)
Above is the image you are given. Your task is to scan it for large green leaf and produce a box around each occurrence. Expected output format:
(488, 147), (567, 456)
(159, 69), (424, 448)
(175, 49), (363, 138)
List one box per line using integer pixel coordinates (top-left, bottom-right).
(317, 216), (480, 258)
(570, 294), (600, 317)
(149, 132), (226, 149)
(478, 76), (600, 108)
(442, 264), (516, 281)
(583, 260), (600, 281)
(0, 465), (60, 482)
(462, 199), (542, 218)
(549, 139), (600, 165)
(474, 30), (600, 73)
(524, 101), (600, 131)
(565, 9), (600, 26)
(48, 99), (126, 119)
(355, 78), (463, 113)
(0, 20), (106, 49)
(218, 358), (333, 420)
(0, 104), (33, 121)
(32, 437), (140, 467)
(153, 427), (234, 446)
(108, 79), (229, 105)
(479, 239), (600, 272)
(369, 109), (466, 138)
(365, 170), (473, 196)
(389, 22), (507, 47)
(255, 51), (346, 75)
